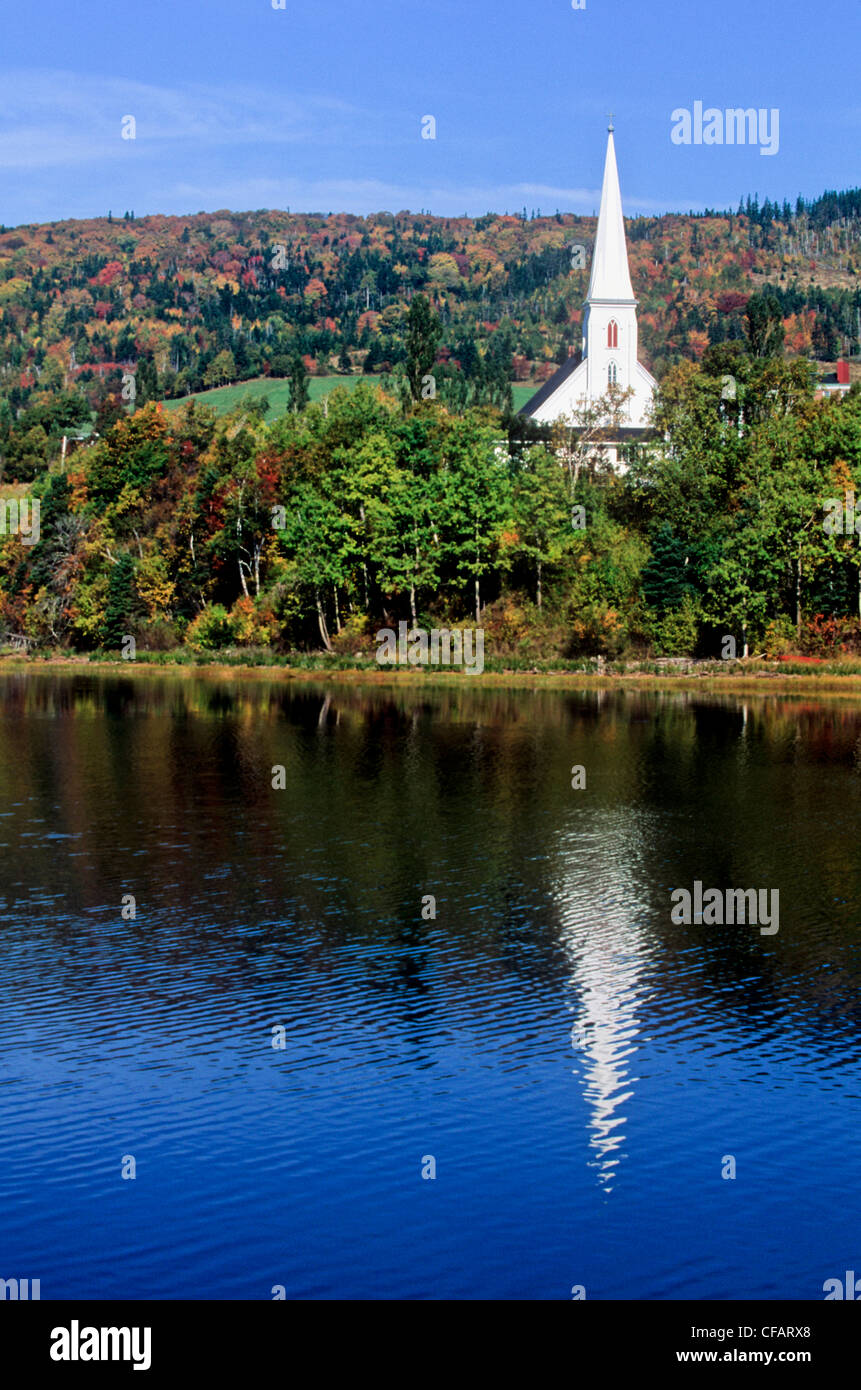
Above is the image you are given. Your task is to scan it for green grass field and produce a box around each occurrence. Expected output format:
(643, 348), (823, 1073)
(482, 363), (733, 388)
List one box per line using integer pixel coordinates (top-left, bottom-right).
(161, 374), (380, 420)
(511, 384), (535, 411)
(161, 376), (537, 420)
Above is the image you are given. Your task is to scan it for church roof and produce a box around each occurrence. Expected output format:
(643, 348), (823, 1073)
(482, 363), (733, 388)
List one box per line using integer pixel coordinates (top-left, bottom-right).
(516, 355), (581, 416)
(586, 129), (635, 303)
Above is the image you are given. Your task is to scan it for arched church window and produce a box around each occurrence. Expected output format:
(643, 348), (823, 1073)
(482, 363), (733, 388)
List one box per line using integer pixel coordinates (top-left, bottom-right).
(607, 320), (619, 349)
(608, 361), (618, 386)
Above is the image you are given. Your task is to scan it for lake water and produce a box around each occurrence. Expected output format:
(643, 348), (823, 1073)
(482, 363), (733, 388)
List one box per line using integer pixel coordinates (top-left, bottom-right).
(1, 673), (859, 1300)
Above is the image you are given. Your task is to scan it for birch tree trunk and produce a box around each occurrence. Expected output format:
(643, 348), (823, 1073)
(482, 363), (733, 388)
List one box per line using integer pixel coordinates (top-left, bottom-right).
(359, 504), (370, 608)
(315, 590), (333, 651)
(796, 555), (802, 639)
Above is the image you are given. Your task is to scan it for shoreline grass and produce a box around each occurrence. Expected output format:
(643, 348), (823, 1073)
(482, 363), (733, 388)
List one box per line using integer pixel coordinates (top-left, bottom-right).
(7, 650), (861, 697)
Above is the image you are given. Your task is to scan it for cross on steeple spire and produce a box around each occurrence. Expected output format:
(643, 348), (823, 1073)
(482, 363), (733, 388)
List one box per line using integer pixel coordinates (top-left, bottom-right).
(607, 110), (615, 132)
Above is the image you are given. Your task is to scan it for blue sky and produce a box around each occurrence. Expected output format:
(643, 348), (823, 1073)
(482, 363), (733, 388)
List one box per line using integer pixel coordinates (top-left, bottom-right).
(2, 0), (858, 228)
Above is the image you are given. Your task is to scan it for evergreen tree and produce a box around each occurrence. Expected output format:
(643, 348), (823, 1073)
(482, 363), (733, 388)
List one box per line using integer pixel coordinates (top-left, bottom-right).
(405, 294), (441, 402)
(746, 294), (785, 359)
(642, 524), (704, 613)
(287, 354), (309, 412)
(102, 553), (136, 648)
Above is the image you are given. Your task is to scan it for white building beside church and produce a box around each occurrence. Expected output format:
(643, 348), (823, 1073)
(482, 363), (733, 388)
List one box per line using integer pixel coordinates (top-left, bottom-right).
(519, 124), (657, 458)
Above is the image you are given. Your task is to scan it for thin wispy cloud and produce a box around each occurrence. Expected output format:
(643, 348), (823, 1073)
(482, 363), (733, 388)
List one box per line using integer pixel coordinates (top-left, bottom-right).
(0, 68), (713, 223)
(0, 69), (362, 171)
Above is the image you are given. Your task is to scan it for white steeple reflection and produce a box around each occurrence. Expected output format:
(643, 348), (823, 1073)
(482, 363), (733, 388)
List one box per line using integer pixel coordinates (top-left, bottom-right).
(556, 838), (651, 1193)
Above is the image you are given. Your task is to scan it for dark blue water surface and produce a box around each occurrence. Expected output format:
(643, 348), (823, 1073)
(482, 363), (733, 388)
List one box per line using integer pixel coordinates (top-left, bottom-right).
(1, 673), (860, 1299)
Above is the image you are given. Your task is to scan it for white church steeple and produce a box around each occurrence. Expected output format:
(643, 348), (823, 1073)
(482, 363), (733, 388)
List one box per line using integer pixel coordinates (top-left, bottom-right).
(581, 123), (642, 408)
(585, 123), (635, 304)
(518, 121), (657, 448)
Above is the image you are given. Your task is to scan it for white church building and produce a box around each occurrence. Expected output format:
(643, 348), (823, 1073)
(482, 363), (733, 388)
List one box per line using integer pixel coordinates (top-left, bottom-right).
(519, 124), (657, 462)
